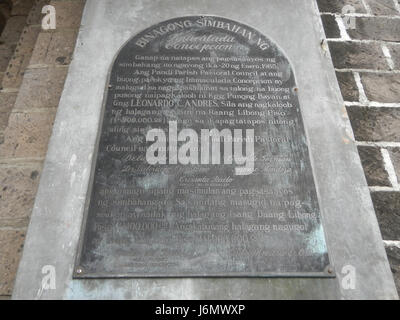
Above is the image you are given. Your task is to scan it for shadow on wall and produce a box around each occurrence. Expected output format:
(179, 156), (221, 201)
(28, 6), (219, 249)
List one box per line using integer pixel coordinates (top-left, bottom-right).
(0, 0), (12, 37)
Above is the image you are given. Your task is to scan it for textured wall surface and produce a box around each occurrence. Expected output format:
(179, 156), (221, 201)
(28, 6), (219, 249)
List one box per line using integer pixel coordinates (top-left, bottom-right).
(318, 0), (400, 293)
(0, 0), (85, 299)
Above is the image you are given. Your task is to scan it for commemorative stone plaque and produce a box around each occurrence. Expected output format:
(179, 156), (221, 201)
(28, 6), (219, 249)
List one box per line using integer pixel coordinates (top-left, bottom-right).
(75, 15), (332, 277)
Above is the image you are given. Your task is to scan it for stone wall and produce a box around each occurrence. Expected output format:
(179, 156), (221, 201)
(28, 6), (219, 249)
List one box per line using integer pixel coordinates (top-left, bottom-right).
(318, 0), (400, 292)
(0, 0), (85, 299)
(0, 1), (12, 35)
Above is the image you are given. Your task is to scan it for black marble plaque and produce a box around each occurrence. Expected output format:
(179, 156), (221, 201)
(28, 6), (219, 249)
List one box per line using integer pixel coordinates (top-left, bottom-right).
(75, 16), (332, 278)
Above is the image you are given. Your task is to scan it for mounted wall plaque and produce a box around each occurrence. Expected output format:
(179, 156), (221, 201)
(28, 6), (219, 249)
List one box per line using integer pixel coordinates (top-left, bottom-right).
(75, 15), (332, 278)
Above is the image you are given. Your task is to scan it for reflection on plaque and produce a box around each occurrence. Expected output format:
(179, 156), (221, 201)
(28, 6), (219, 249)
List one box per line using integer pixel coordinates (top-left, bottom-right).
(75, 16), (332, 278)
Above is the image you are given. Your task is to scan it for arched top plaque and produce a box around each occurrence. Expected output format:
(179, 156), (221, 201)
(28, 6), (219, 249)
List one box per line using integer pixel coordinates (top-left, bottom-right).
(75, 16), (331, 278)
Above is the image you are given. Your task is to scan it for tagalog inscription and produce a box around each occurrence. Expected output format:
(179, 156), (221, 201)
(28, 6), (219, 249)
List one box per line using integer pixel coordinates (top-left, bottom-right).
(75, 16), (331, 277)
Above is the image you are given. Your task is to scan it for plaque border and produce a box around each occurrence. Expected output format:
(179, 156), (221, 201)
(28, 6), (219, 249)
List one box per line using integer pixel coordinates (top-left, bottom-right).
(73, 14), (334, 279)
